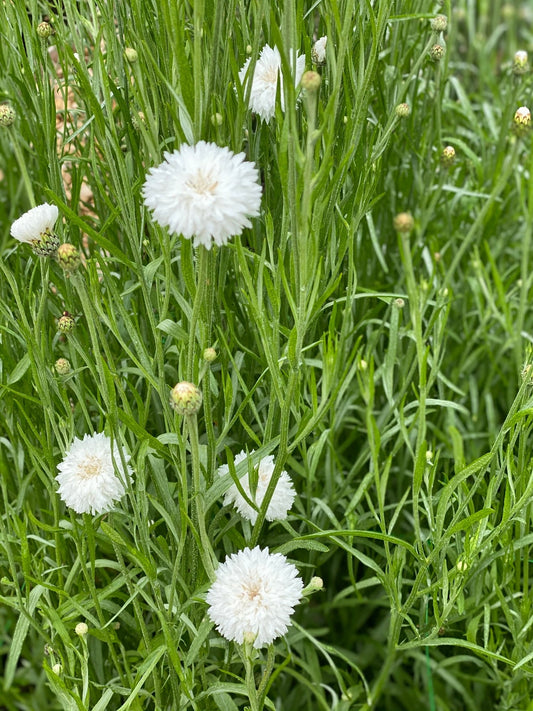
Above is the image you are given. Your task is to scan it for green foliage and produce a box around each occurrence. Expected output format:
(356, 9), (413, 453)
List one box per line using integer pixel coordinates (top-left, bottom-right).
(2, 0), (533, 709)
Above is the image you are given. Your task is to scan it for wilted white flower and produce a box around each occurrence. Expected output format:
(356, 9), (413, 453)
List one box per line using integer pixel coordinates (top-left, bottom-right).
(238, 44), (306, 121)
(142, 141), (262, 249)
(10, 203), (59, 256)
(311, 36), (327, 64)
(218, 450), (296, 523)
(56, 432), (132, 515)
(206, 546), (303, 648)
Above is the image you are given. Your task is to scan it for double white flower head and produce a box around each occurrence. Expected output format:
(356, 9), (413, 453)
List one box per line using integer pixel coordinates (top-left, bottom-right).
(142, 141), (262, 249)
(206, 546), (303, 648)
(56, 432), (132, 515)
(218, 450), (296, 524)
(239, 44), (305, 122)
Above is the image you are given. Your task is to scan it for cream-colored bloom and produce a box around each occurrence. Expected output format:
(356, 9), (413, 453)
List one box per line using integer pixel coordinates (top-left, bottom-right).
(56, 432), (132, 515)
(206, 546), (303, 648)
(218, 450), (296, 523)
(238, 44), (305, 121)
(311, 36), (327, 64)
(11, 203), (59, 255)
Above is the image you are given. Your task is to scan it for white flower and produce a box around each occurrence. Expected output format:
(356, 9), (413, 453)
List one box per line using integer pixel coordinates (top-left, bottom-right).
(311, 36), (328, 64)
(206, 546), (303, 648)
(11, 203), (60, 255)
(238, 44), (306, 121)
(142, 141), (262, 249)
(219, 450), (296, 523)
(56, 432), (132, 515)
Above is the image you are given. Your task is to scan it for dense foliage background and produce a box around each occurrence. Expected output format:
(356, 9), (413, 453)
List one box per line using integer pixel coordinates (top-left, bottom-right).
(2, 1), (533, 709)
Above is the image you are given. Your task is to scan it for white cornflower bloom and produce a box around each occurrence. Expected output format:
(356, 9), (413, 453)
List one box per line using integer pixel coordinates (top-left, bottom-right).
(311, 36), (328, 64)
(142, 141), (262, 249)
(206, 546), (303, 648)
(10, 203), (59, 256)
(56, 432), (132, 515)
(218, 450), (296, 523)
(238, 44), (306, 121)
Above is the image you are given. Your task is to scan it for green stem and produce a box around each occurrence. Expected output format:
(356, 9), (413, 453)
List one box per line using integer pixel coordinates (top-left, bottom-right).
(11, 133), (35, 206)
(188, 413), (215, 581)
(186, 246), (209, 382)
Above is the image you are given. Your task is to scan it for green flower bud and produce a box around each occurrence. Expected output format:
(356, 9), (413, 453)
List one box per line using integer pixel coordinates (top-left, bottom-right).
(395, 102), (410, 118)
(57, 312), (76, 333)
(430, 14), (448, 32)
(301, 70), (321, 91)
(124, 47), (138, 63)
(429, 44), (446, 62)
(37, 21), (53, 39)
(203, 347), (217, 363)
(170, 381), (203, 415)
(393, 212), (414, 233)
(0, 104), (15, 127)
(54, 358), (71, 375)
(441, 145), (456, 168)
(57, 243), (81, 273)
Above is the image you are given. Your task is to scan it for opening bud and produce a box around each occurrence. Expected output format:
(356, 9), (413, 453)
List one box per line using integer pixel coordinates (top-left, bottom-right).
(75, 622), (88, 636)
(441, 145), (456, 168)
(513, 50), (529, 75)
(311, 36), (327, 65)
(513, 106), (531, 136)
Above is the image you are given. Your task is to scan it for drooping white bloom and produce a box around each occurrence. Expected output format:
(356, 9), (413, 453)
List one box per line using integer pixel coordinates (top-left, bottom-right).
(238, 44), (306, 121)
(206, 546), (303, 648)
(142, 141), (262, 249)
(56, 432), (132, 515)
(218, 450), (296, 523)
(11, 203), (59, 255)
(311, 36), (328, 65)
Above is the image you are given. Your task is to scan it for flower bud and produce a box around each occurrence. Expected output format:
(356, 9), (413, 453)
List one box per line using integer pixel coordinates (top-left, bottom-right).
(210, 112), (223, 126)
(430, 15), (448, 32)
(456, 559), (468, 573)
(57, 243), (81, 273)
(393, 212), (414, 233)
(394, 297), (405, 308)
(0, 104), (15, 127)
(203, 347), (217, 363)
(429, 44), (446, 62)
(170, 381), (203, 415)
(75, 622), (88, 636)
(513, 106), (531, 136)
(54, 358), (71, 375)
(395, 102), (410, 118)
(441, 145), (456, 168)
(124, 47), (138, 63)
(57, 312), (76, 333)
(311, 36), (327, 65)
(37, 21), (53, 39)
(51, 663), (62, 674)
(513, 50), (529, 75)
(301, 70), (321, 91)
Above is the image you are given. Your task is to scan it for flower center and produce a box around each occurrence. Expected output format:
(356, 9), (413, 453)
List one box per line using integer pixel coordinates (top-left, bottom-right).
(263, 66), (278, 85)
(187, 170), (218, 195)
(242, 580), (264, 604)
(78, 455), (103, 480)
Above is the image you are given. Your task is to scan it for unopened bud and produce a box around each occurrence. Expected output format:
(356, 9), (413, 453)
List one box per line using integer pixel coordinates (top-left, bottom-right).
(394, 297), (405, 308)
(57, 243), (81, 273)
(393, 212), (414, 233)
(210, 113), (223, 126)
(395, 102), (411, 118)
(430, 14), (448, 32)
(51, 663), (62, 674)
(124, 47), (138, 63)
(0, 104), (15, 127)
(456, 559), (468, 573)
(75, 622), (88, 636)
(203, 347), (217, 363)
(301, 71), (321, 91)
(54, 358), (71, 375)
(57, 312), (76, 333)
(170, 381), (203, 415)
(37, 21), (53, 39)
(429, 44), (446, 62)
